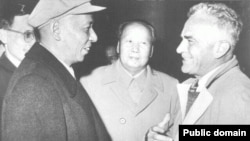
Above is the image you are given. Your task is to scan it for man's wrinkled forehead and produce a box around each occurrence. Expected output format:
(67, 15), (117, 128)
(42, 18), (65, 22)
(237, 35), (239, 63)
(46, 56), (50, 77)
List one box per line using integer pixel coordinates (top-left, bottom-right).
(182, 13), (217, 34)
(121, 23), (153, 40)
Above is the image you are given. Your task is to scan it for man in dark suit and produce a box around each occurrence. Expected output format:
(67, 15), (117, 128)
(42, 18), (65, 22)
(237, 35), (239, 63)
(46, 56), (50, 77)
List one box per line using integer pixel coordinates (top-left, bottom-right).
(1, 0), (111, 141)
(0, 0), (37, 128)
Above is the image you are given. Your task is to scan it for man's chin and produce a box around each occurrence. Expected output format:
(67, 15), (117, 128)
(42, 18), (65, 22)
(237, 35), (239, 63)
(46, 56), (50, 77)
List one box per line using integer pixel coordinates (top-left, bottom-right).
(73, 56), (85, 64)
(127, 62), (141, 68)
(181, 66), (191, 74)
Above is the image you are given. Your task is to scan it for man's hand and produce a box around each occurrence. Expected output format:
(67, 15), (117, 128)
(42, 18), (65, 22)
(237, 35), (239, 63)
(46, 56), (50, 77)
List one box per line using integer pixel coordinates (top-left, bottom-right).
(146, 113), (173, 141)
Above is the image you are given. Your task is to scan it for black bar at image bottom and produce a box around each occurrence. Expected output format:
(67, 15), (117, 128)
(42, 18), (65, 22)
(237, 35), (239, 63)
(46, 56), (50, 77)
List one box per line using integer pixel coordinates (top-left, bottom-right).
(179, 125), (250, 140)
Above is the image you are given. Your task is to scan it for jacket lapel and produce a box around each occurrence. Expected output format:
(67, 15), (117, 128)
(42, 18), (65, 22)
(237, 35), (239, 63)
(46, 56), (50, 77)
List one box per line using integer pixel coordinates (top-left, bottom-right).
(178, 82), (213, 124)
(134, 86), (158, 116)
(177, 83), (190, 120)
(101, 62), (137, 112)
(182, 87), (213, 124)
(134, 66), (159, 116)
(178, 56), (239, 125)
(101, 62), (159, 116)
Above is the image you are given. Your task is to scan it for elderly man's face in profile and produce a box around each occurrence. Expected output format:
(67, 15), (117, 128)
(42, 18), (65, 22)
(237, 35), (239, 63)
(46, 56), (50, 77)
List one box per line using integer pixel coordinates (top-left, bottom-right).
(59, 14), (98, 65)
(176, 13), (226, 77)
(118, 23), (153, 74)
(4, 15), (35, 61)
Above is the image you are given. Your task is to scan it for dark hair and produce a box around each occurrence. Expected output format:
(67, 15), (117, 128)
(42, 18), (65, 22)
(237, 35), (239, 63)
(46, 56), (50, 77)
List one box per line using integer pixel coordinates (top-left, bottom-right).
(117, 19), (156, 45)
(0, 0), (37, 28)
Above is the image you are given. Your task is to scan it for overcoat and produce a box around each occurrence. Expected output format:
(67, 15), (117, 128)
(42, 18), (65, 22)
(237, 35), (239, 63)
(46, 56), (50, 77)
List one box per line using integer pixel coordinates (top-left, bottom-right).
(1, 43), (111, 141)
(81, 61), (180, 141)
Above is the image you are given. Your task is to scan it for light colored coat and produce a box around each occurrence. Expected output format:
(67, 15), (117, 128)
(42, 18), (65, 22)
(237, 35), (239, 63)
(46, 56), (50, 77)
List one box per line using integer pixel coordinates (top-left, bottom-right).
(174, 57), (250, 140)
(80, 61), (180, 141)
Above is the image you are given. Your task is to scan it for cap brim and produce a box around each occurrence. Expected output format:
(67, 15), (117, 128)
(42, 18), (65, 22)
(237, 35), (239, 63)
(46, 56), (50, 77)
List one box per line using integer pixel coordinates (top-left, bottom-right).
(69, 3), (106, 15)
(33, 2), (106, 28)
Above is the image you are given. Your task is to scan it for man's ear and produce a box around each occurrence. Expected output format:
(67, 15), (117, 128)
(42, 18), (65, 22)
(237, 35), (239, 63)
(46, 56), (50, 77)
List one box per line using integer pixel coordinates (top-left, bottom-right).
(116, 42), (120, 54)
(0, 29), (7, 45)
(213, 41), (231, 59)
(150, 45), (154, 58)
(51, 20), (61, 41)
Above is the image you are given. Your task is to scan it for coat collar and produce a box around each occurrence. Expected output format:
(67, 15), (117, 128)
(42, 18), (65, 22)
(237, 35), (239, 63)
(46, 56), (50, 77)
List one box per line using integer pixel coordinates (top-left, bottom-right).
(205, 56), (238, 89)
(25, 43), (77, 97)
(0, 53), (16, 73)
(178, 56), (239, 124)
(101, 61), (118, 85)
(101, 61), (162, 116)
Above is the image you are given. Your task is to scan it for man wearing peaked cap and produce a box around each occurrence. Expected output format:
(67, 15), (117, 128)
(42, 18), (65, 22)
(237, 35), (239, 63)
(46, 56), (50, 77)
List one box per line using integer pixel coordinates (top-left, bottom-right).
(1, 0), (111, 141)
(28, 0), (105, 28)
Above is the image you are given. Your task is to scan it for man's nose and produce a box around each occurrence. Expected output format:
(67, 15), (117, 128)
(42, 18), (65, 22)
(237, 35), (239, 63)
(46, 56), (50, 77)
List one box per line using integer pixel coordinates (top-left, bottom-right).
(131, 43), (140, 52)
(89, 28), (98, 42)
(176, 40), (187, 54)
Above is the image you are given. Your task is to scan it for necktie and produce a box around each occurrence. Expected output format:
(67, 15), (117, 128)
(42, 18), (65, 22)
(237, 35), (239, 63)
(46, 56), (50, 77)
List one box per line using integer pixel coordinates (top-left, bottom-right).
(185, 80), (199, 115)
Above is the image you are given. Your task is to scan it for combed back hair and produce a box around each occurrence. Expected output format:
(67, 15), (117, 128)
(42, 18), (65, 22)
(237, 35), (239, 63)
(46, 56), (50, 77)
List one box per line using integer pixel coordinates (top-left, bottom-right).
(0, 1), (37, 29)
(117, 20), (156, 45)
(188, 2), (243, 47)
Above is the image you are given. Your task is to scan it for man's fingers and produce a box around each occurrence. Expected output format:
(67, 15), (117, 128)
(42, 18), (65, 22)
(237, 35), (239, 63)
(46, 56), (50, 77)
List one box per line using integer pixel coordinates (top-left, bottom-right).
(153, 134), (173, 141)
(146, 114), (171, 141)
(146, 127), (158, 141)
(152, 126), (165, 134)
(147, 130), (173, 141)
(146, 126), (173, 141)
(158, 113), (170, 128)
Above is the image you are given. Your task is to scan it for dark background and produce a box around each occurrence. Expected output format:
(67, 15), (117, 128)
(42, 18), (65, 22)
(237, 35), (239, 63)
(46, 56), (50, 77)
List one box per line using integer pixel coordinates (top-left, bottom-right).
(73, 0), (250, 82)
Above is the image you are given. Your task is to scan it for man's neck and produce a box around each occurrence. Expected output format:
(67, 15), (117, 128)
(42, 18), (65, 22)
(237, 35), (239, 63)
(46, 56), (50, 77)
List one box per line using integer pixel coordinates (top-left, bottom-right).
(119, 61), (146, 78)
(39, 41), (75, 79)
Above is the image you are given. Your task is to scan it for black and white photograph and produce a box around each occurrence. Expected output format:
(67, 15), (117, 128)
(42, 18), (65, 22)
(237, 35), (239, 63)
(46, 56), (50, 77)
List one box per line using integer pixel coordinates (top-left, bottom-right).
(0, 0), (250, 141)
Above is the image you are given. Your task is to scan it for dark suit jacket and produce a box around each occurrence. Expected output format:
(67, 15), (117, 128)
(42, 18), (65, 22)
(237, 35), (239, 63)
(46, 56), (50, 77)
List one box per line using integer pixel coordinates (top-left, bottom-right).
(0, 53), (16, 141)
(0, 53), (16, 103)
(1, 43), (111, 141)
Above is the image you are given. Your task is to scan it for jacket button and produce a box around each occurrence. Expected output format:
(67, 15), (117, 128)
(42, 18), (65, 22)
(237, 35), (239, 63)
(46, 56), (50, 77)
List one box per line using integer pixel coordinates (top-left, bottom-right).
(120, 118), (126, 124)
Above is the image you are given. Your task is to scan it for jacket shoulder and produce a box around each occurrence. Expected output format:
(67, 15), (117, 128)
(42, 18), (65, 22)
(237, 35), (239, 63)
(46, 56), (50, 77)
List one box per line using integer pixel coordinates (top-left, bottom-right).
(80, 65), (112, 83)
(152, 69), (179, 84)
(210, 67), (250, 99)
(17, 58), (57, 80)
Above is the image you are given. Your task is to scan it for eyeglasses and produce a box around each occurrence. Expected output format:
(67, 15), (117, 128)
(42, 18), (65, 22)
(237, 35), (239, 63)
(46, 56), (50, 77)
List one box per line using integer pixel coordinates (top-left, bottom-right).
(4, 28), (35, 43)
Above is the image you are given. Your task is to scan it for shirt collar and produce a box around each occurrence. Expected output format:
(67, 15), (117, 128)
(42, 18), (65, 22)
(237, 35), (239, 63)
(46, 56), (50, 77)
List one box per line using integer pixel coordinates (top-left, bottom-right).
(39, 43), (75, 79)
(5, 47), (21, 67)
(117, 60), (147, 89)
(121, 63), (146, 79)
(58, 59), (75, 79)
(197, 65), (221, 92)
